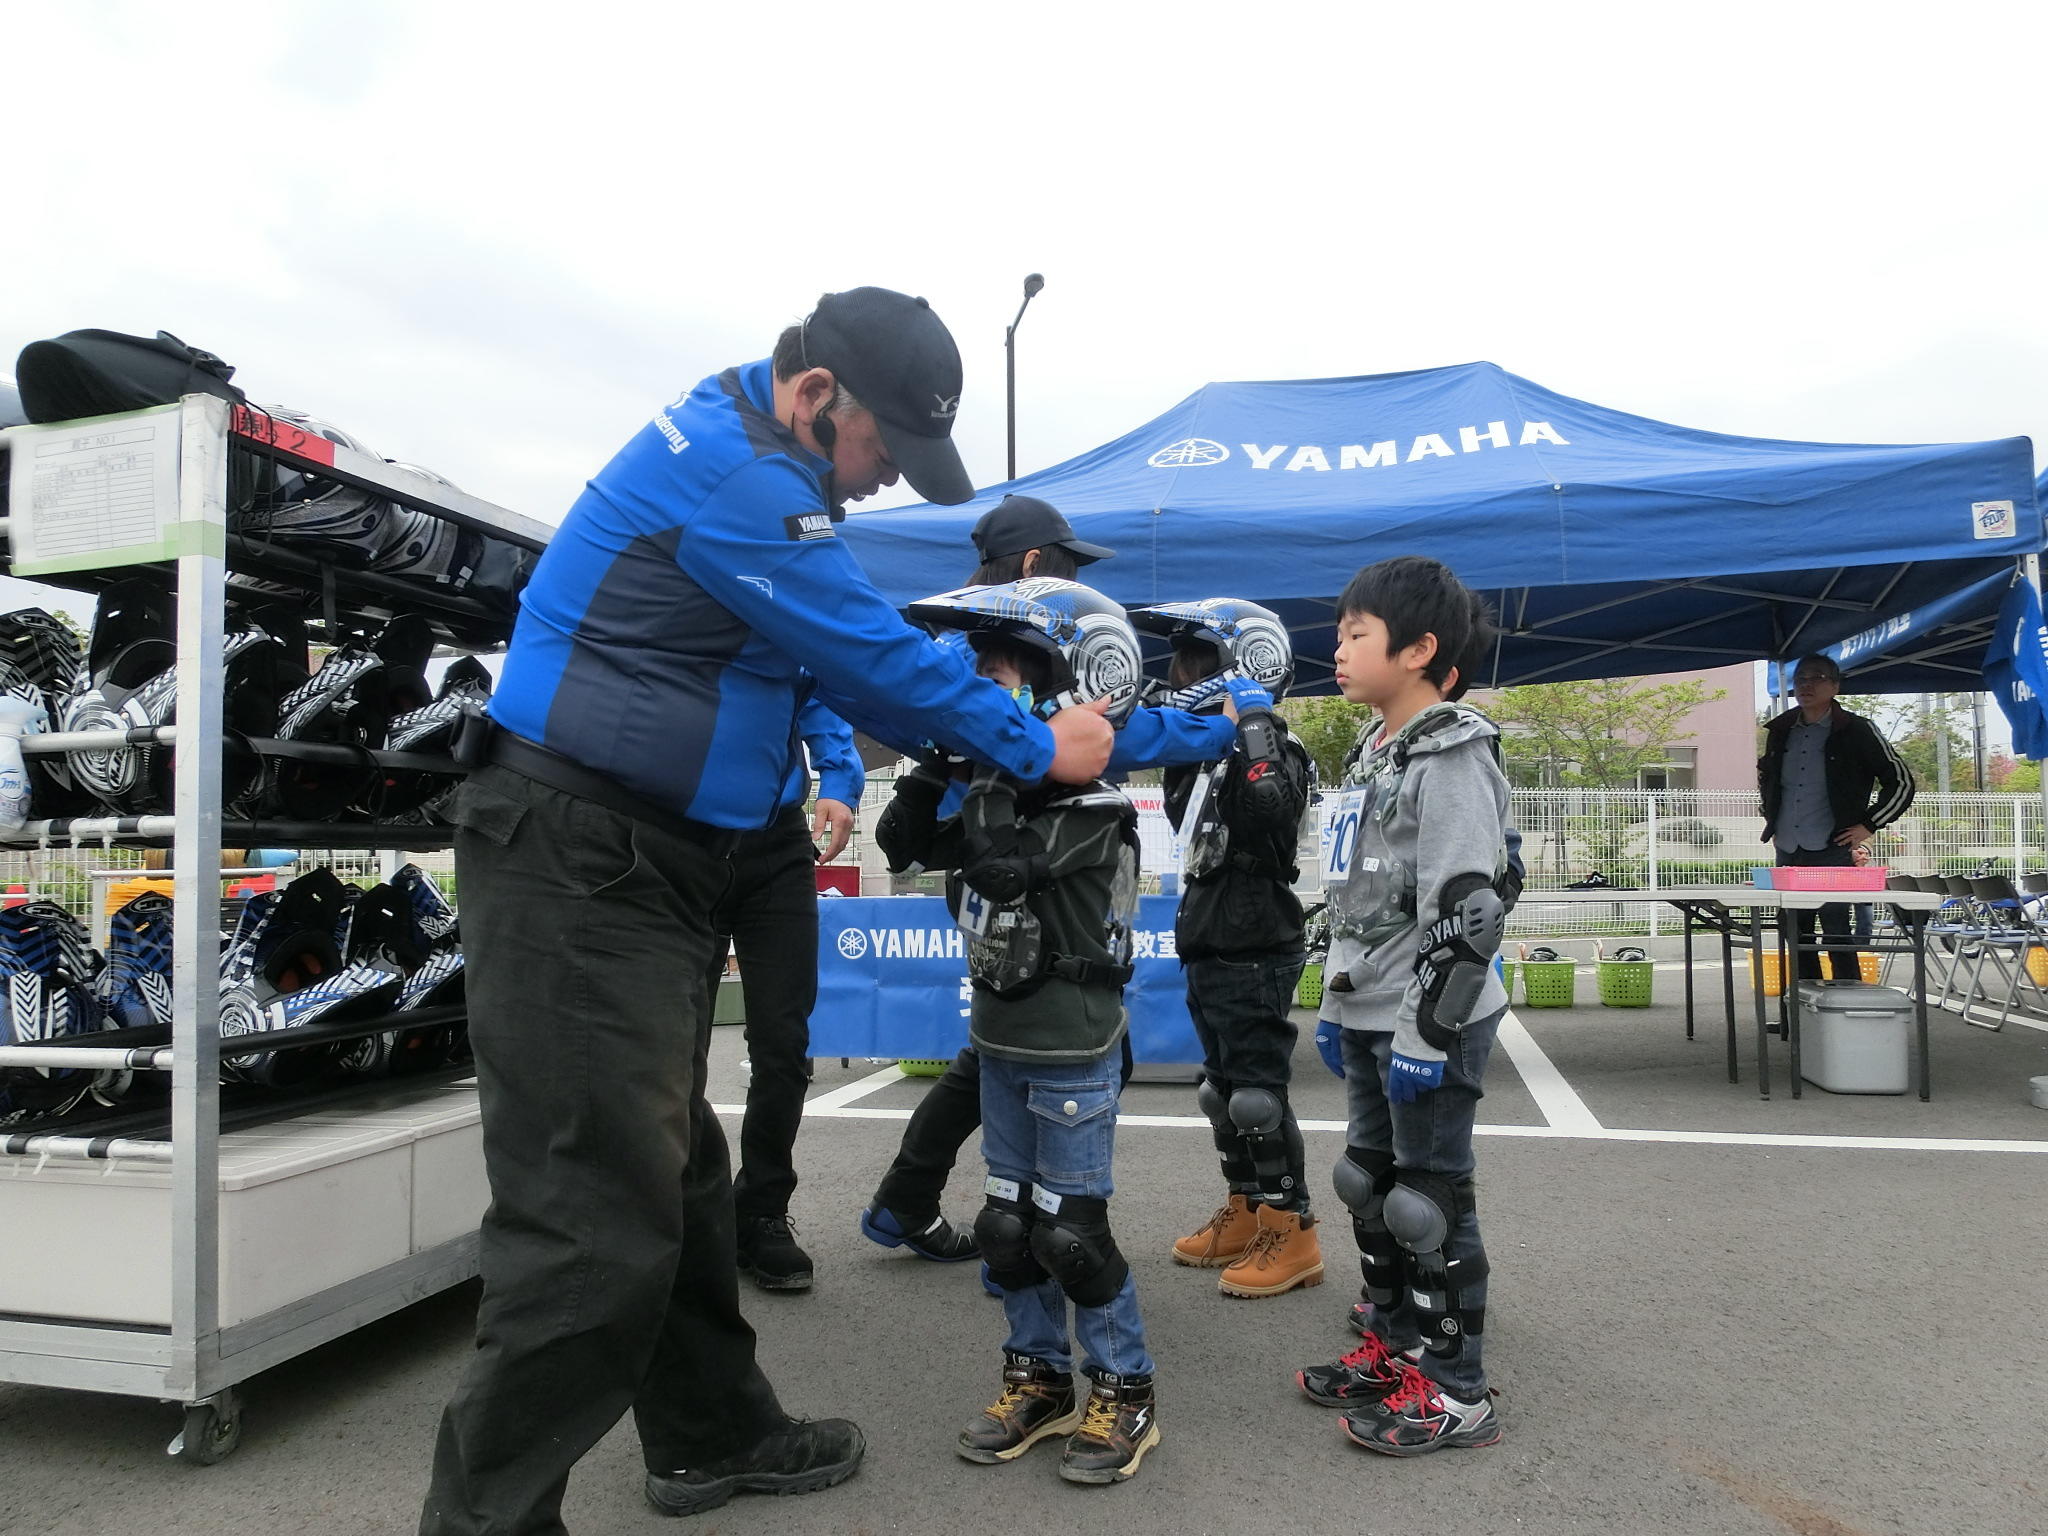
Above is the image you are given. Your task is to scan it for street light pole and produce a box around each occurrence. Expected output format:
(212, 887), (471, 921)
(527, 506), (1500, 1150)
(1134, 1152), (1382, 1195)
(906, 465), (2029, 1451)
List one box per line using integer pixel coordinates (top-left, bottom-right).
(1005, 272), (1045, 483)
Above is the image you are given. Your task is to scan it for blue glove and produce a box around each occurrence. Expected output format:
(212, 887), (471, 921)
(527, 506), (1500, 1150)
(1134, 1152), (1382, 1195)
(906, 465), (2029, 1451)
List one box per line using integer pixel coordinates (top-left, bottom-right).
(1221, 675), (1275, 714)
(1315, 1023), (1345, 1078)
(1386, 1051), (1445, 1104)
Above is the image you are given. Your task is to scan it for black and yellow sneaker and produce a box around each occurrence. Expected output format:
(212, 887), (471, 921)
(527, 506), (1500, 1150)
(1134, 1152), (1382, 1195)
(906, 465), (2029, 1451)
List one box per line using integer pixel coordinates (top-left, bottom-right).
(957, 1353), (1081, 1463)
(1339, 1362), (1500, 1456)
(1057, 1369), (1160, 1485)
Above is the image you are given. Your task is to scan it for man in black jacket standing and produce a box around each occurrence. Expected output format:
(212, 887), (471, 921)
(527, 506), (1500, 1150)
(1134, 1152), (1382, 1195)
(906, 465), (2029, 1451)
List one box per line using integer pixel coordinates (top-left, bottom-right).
(1758, 655), (1915, 979)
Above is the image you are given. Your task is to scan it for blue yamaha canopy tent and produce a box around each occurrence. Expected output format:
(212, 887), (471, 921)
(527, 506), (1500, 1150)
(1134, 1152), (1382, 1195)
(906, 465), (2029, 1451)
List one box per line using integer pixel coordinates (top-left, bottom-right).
(1761, 466), (2048, 694)
(841, 364), (2041, 693)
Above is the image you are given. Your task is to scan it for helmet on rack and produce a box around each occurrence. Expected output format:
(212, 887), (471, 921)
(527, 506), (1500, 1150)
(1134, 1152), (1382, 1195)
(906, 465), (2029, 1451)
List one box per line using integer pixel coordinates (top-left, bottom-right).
(55, 579), (177, 815)
(259, 614), (435, 821)
(906, 578), (1142, 725)
(1127, 598), (1294, 703)
(0, 609), (94, 820)
(232, 405), (399, 566)
(359, 654), (493, 819)
(0, 901), (104, 1125)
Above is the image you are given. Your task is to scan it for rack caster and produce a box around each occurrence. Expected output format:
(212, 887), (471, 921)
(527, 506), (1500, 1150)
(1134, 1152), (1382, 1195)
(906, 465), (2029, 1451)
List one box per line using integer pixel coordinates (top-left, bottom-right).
(167, 1387), (242, 1465)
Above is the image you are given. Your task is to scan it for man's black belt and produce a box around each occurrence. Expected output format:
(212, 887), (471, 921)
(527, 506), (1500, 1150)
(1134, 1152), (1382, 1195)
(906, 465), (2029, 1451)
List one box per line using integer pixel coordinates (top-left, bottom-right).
(484, 729), (749, 856)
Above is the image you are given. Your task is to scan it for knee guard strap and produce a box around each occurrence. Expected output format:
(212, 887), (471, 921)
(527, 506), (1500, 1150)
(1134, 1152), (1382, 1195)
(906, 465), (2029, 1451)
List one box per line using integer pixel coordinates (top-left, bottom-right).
(974, 1177), (1046, 1293)
(1198, 1075), (1256, 1191)
(1228, 1085), (1298, 1206)
(1027, 1191), (1129, 1308)
(1386, 1170), (1488, 1359)
(1332, 1148), (1400, 1308)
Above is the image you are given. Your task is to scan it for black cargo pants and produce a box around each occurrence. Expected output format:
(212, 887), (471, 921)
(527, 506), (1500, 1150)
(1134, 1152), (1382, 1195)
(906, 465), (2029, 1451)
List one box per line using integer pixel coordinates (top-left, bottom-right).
(420, 765), (784, 1536)
(704, 804), (819, 1225)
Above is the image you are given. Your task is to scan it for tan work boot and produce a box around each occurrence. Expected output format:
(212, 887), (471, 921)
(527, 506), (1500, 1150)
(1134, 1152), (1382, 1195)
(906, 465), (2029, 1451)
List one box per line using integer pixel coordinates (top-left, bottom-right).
(1171, 1194), (1260, 1268)
(1218, 1204), (1325, 1298)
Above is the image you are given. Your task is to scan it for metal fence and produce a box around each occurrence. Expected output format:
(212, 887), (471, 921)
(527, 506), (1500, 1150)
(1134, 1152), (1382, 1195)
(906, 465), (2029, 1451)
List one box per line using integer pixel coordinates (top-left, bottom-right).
(1505, 788), (2047, 939)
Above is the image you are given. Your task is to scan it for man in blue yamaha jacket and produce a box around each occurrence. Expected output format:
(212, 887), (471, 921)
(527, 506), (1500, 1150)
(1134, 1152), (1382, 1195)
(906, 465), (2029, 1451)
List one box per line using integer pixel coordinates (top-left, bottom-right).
(420, 288), (1114, 1535)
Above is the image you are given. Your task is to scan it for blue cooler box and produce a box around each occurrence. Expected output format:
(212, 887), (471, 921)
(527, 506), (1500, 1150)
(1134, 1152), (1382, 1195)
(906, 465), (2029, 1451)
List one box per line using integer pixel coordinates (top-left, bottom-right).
(1797, 982), (1910, 1094)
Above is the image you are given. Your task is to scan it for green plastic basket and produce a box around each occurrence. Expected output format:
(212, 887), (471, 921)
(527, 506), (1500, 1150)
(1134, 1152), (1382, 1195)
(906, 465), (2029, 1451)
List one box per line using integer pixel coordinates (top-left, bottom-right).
(896, 1059), (949, 1077)
(1519, 959), (1577, 1008)
(1596, 959), (1655, 1008)
(1297, 962), (1325, 1010)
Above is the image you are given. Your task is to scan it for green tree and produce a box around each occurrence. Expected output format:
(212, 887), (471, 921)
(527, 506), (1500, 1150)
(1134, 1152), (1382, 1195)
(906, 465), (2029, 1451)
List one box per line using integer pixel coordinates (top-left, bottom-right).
(1838, 694), (1976, 790)
(1488, 676), (1725, 789)
(1281, 696), (1373, 785)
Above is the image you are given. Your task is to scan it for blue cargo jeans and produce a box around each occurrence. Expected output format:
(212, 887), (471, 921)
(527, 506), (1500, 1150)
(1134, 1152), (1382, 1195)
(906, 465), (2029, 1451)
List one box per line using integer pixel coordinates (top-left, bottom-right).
(1340, 1005), (1503, 1400)
(979, 1053), (1154, 1379)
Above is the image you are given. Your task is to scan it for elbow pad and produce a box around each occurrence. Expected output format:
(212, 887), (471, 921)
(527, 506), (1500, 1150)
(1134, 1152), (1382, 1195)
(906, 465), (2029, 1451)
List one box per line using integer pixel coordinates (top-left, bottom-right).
(960, 773), (1051, 901)
(1414, 873), (1506, 1050)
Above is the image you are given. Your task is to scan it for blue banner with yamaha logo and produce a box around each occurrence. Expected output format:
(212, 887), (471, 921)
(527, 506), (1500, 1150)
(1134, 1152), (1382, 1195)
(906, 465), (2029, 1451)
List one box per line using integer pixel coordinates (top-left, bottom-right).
(810, 896), (1200, 1062)
(1984, 576), (2048, 759)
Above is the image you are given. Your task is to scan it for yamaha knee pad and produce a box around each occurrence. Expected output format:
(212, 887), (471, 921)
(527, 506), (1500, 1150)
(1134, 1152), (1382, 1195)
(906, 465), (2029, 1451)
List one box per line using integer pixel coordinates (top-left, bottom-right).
(974, 1177), (1045, 1292)
(1226, 1085), (1283, 1136)
(1027, 1192), (1129, 1308)
(1195, 1074), (1229, 1133)
(1384, 1170), (1464, 1254)
(1331, 1147), (1394, 1217)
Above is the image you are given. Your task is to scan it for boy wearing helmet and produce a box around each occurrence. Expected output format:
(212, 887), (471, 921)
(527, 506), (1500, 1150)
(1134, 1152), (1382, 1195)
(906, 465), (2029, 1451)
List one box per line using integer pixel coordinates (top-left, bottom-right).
(1130, 600), (1322, 1298)
(875, 578), (1161, 1485)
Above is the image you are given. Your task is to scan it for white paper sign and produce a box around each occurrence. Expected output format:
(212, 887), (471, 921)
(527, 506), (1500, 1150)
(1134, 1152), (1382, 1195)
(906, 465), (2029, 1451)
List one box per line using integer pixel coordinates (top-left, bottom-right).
(1124, 785), (1181, 876)
(4, 405), (183, 575)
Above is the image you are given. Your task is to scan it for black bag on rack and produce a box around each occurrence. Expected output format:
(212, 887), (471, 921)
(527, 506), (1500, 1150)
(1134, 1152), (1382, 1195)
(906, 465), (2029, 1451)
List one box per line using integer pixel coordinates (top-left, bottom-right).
(13, 329), (246, 422)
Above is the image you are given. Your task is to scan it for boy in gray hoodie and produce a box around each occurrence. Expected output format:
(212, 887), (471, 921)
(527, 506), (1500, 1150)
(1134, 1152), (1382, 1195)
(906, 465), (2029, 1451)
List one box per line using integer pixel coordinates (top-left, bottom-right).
(1293, 556), (1510, 1457)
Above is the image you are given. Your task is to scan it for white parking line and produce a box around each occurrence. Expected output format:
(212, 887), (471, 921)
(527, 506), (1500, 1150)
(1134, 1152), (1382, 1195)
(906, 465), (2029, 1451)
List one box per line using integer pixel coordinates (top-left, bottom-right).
(799, 1063), (910, 1112)
(1493, 1009), (1603, 1133)
(712, 1099), (2048, 1156)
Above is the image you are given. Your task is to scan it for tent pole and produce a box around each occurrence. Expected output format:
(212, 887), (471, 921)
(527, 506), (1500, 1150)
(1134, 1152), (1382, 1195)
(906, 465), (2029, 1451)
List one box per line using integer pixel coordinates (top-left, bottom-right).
(2030, 552), (2047, 872)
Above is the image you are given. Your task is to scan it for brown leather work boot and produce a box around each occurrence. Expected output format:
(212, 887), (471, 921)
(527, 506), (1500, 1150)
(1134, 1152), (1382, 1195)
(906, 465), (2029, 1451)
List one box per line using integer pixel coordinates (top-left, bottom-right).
(1218, 1204), (1325, 1298)
(957, 1353), (1082, 1463)
(1171, 1193), (1260, 1268)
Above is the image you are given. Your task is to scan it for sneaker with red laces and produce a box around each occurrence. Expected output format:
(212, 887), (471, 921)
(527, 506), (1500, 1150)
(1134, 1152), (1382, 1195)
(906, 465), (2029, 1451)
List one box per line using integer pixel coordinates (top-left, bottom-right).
(1340, 1363), (1500, 1456)
(1295, 1329), (1416, 1407)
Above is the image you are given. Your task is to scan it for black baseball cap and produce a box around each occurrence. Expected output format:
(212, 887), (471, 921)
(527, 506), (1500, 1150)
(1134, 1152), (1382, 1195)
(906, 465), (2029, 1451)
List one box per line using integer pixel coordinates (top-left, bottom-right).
(800, 287), (974, 505)
(971, 495), (1116, 566)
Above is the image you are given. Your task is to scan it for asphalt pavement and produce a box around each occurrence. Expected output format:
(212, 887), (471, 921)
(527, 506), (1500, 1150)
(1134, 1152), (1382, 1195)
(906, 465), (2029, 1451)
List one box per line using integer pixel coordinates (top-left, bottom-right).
(3, 989), (2045, 1536)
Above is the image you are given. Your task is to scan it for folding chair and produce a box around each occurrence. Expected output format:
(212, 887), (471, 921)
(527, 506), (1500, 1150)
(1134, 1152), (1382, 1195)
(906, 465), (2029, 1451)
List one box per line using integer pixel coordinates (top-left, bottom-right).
(1967, 875), (2043, 1030)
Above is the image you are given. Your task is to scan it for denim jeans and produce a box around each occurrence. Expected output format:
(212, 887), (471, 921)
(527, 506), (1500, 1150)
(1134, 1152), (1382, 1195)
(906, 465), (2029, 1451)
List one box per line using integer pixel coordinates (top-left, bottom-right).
(1340, 1006), (1503, 1400)
(979, 1053), (1154, 1379)
(1185, 951), (1306, 1202)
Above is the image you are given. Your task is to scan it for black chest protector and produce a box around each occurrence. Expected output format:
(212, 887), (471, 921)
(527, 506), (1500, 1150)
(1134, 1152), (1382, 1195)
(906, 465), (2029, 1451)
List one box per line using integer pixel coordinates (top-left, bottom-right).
(948, 774), (1141, 1000)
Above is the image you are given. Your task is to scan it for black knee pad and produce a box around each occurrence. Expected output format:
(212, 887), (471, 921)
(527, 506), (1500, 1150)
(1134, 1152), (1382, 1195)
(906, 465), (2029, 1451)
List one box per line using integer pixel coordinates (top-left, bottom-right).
(1384, 1170), (1464, 1254)
(1331, 1147), (1394, 1219)
(1196, 1074), (1230, 1134)
(1226, 1085), (1283, 1136)
(974, 1178), (1045, 1292)
(1027, 1193), (1129, 1308)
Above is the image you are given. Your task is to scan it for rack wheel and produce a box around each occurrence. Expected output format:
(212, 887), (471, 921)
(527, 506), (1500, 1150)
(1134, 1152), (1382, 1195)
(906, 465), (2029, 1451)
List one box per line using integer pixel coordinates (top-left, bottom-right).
(168, 1389), (242, 1465)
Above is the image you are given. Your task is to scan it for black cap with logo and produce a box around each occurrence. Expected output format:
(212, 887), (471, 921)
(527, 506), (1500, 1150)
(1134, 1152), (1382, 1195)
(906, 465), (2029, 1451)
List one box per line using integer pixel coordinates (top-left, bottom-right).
(970, 495), (1116, 566)
(800, 287), (974, 506)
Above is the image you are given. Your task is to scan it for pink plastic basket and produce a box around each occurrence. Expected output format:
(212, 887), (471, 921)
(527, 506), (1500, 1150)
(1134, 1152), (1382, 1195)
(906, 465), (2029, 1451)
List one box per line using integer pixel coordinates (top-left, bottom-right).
(1770, 865), (1888, 892)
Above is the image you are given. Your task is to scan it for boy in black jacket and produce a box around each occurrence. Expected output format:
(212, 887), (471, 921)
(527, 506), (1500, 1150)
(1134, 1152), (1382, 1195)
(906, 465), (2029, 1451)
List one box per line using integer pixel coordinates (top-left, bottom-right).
(876, 578), (1171, 1485)
(1130, 600), (1321, 1298)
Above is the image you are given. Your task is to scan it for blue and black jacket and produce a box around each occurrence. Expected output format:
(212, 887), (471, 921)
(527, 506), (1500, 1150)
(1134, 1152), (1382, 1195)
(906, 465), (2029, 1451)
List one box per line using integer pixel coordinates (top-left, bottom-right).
(492, 362), (1050, 829)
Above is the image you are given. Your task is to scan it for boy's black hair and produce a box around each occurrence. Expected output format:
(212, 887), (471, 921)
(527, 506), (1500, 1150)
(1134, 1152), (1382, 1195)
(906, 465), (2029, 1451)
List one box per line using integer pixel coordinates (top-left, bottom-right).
(1166, 634), (1228, 690)
(1336, 555), (1495, 701)
(971, 631), (1062, 696)
(970, 545), (1080, 585)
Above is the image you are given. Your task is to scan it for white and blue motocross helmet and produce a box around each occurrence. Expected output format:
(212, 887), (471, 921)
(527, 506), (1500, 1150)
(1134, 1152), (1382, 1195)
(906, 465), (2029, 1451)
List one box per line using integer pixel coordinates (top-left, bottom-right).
(1127, 597), (1294, 704)
(908, 578), (1142, 725)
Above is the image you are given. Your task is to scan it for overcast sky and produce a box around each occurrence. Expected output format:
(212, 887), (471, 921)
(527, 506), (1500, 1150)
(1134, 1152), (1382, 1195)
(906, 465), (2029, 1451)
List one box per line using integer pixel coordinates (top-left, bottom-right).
(9, 0), (2048, 670)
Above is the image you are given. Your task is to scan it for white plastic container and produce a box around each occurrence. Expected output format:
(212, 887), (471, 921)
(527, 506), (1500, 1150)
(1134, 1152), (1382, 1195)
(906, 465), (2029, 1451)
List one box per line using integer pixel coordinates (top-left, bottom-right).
(1797, 982), (1911, 1095)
